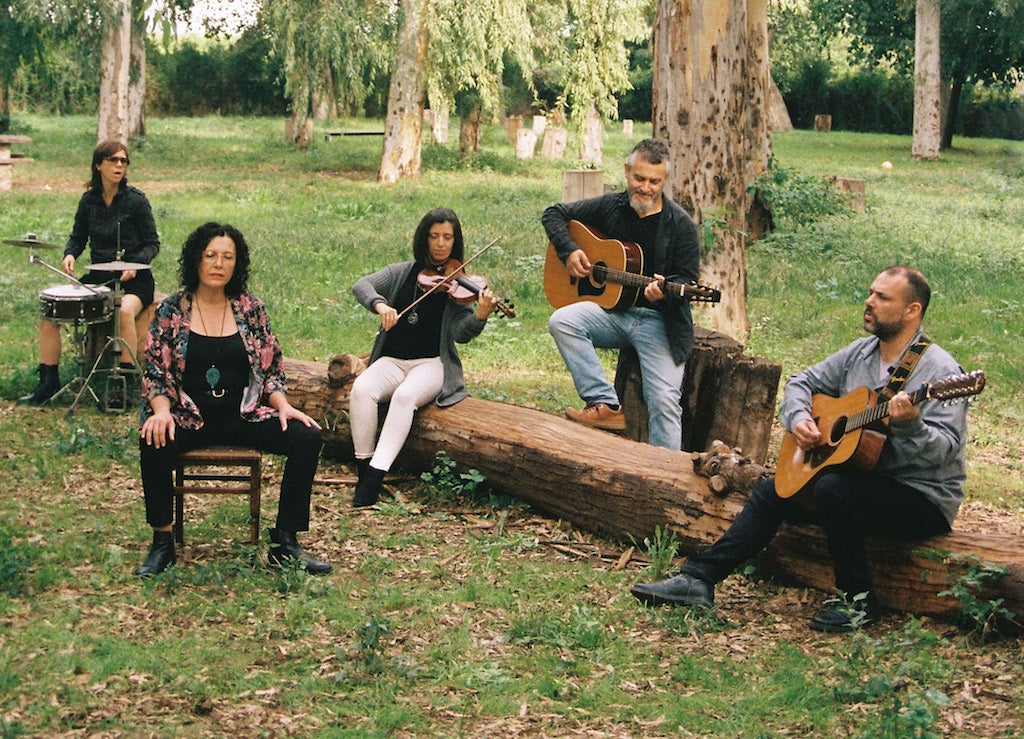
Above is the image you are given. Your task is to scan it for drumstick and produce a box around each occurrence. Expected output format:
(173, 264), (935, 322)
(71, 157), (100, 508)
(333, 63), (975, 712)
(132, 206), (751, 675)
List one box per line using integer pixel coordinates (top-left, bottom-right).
(29, 254), (105, 295)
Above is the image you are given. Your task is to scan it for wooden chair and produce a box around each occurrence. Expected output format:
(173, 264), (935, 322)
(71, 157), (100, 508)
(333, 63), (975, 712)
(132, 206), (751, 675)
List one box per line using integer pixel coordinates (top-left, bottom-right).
(173, 446), (262, 545)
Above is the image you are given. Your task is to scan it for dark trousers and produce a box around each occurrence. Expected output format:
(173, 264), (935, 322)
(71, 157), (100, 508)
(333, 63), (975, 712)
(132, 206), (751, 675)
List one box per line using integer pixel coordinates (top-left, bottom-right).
(139, 415), (323, 532)
(681, 470), (951, 596)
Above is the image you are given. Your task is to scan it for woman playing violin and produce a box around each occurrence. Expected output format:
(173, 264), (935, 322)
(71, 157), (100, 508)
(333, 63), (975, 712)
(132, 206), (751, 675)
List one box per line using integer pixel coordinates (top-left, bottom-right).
(349, 207), (498, 506)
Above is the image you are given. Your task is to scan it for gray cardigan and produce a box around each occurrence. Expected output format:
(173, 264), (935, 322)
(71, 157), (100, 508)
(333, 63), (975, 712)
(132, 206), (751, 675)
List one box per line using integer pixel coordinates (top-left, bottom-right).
(352, 261), (488, 407)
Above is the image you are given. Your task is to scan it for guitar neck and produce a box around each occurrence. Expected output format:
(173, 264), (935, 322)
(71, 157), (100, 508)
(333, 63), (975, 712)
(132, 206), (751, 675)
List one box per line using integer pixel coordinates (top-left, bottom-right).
(848, 385), (930, 431)
(592, 264), (688, 299)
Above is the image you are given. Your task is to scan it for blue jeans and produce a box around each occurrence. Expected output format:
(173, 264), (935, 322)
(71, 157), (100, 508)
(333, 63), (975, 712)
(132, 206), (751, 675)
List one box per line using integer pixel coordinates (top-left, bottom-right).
(548, 302), (685, 450)
(681, 472), (950, 595)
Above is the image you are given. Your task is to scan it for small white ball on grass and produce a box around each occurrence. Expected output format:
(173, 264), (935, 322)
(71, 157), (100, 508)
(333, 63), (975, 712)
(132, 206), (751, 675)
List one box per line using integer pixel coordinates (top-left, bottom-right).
(882, 161), (894, 171)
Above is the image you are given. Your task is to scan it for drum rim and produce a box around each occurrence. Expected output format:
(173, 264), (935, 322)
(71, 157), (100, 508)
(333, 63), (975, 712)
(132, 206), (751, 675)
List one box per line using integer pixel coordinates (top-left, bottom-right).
(39, 284), (112, 299)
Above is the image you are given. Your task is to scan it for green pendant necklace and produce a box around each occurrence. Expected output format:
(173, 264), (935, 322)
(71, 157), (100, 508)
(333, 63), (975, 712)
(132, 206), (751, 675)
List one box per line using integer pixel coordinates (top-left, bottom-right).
(195, 295), (229, 396)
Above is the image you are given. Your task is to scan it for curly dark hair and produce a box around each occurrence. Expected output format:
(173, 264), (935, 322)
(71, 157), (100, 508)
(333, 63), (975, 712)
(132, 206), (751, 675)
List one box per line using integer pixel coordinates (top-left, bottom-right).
(178, 222), (251, 297)
(411, 208), (464, 267)
(87, 139), (130, 191)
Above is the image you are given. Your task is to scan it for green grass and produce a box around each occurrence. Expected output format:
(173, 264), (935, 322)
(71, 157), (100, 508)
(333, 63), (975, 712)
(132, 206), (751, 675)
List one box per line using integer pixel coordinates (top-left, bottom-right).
(0, 115), (1022, 736)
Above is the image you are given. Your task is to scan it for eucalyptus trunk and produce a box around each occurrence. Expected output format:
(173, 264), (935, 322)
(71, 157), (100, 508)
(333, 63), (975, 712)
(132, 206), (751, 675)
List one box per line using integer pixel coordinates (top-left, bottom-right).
(651, 0), (772, 342)
(97, 0), (132, 143)
(378, 0), (431, 184)
(912, 0), (941, 161)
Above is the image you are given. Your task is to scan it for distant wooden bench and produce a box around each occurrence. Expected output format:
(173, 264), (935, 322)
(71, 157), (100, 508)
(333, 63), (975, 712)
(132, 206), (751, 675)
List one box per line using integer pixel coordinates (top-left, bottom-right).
(324, 131), (385, 142)
(0, 134), (33, 191)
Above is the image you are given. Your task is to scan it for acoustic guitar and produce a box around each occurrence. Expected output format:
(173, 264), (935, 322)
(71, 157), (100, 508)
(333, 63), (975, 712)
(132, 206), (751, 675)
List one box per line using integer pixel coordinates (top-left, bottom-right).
(544, 220), (721, 310)
(774, 370), (986, 499)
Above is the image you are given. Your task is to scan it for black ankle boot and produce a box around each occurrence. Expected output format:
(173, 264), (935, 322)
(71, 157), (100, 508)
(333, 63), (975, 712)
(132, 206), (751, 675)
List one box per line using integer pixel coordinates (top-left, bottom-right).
(352, 465), (385, 507)
(267, 527), (332, 575)
(133, 530), (176, 576)
(18, 364), (60, 405)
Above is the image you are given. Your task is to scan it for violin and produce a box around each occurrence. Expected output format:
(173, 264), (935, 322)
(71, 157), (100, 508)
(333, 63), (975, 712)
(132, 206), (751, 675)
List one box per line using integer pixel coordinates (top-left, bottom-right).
(416, 257), (516, 318)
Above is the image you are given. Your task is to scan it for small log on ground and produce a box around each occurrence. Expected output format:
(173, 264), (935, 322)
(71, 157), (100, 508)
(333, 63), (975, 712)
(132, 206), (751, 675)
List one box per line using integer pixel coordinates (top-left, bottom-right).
(282, 356), (1024, 622)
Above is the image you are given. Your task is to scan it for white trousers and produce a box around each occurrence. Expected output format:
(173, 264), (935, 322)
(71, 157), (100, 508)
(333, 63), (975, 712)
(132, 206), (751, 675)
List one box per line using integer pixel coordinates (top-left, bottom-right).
(349, 356), (444, 472)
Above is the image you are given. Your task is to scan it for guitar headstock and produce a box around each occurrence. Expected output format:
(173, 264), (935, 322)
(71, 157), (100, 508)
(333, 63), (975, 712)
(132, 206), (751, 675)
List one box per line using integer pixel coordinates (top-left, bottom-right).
(927, 370), (986, 401)
(683, 283), (722, 303)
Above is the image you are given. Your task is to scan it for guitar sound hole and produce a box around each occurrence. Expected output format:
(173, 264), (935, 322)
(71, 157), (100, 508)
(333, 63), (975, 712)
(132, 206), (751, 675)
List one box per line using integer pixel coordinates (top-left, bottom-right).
(830, 418), (848, 444)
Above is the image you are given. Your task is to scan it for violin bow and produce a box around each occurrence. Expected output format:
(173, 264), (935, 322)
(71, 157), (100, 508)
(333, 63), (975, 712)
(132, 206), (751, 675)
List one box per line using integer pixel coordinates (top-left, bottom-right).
(391, 236), (503, 323)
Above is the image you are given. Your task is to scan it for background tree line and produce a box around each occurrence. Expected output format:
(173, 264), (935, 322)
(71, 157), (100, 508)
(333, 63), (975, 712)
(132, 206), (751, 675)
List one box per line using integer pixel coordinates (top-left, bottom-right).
(3, 0), (1023, 141)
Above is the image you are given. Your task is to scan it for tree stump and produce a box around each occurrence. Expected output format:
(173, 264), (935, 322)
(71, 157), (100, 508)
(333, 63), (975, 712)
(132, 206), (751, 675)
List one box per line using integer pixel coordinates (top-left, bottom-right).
(813, 114), (832, 132)
(614, 327), (781, 464)
(540, 127), (568, 159)
(515, 129), (537, 159)
(561, 170), (604, 203)
(829, 176), (866, 213)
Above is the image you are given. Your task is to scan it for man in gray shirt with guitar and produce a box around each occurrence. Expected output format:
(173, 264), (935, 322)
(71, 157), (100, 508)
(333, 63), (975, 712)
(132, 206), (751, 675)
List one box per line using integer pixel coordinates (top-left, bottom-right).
(631, 266), (983, 632)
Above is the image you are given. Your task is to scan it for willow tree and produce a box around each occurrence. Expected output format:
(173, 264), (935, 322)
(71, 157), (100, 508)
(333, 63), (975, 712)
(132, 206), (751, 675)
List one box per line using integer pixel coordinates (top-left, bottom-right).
(652, 0), (772, 340)
(264, 0), (395, 146)
(424, 0), (533, 158)
(554, 0), (649, 164)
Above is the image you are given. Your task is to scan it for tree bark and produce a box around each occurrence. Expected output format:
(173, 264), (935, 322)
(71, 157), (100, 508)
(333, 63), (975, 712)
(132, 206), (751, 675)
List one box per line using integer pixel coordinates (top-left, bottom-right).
(912, 0), (942, 161)
(651, 0), (772, 342)
(378, 0), (430, 184)
(126, 3), (147, 137)
(282, 354), (1024, 621)
(458, 105), (481, 158)
(97, 0), (132, 143)
(580, 103), (603, 165)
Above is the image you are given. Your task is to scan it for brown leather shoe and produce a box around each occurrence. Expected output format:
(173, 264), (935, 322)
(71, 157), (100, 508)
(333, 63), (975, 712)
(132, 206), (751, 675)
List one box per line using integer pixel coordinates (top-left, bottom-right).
(564, 402), (626, 431)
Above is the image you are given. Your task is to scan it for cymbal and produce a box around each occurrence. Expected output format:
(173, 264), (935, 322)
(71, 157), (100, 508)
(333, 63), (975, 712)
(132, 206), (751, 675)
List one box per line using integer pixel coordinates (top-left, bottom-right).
(3, 236), (60, 249)
(88, 260), (152, 272)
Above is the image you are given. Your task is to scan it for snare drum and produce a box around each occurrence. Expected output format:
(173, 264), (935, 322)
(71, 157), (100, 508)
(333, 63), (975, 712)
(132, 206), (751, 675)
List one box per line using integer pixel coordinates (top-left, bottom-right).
(39, 284), (112, 324)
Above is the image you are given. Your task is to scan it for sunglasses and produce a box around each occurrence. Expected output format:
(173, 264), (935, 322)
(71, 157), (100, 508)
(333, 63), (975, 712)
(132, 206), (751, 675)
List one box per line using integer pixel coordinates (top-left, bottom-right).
(104, 156), (130, 165)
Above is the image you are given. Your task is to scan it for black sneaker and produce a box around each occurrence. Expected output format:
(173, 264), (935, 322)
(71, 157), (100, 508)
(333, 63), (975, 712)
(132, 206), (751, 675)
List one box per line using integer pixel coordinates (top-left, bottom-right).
(809, 592), (879, 633)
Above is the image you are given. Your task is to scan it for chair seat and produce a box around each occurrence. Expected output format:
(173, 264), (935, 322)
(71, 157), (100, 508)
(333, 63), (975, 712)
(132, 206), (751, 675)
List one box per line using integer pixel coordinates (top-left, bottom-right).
(173, 445), (262, 544)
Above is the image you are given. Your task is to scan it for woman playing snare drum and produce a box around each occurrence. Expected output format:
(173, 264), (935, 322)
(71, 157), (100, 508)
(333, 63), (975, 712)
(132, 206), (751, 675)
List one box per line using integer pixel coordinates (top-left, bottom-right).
(19, 139), (160, 405)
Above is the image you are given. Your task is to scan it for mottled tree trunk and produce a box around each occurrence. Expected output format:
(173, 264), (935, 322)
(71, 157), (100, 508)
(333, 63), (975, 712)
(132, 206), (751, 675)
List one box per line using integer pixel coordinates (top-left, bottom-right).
(126, 5), (147, 137)
(651, 0), (772, 341)
(580, 103), (603, 165)
(912, 0), (941, 161)
(97, 0), (132, 143)
(378, 0), (430, 183)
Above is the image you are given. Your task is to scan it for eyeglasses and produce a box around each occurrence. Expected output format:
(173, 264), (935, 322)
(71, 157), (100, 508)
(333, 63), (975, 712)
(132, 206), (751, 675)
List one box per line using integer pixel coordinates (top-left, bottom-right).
(104, 156), (130, 165)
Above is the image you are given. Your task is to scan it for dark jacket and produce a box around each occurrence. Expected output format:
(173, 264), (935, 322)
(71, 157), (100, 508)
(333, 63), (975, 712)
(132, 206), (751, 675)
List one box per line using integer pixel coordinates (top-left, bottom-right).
(542, 191), (701, 364)
(65, 184), (160, 266)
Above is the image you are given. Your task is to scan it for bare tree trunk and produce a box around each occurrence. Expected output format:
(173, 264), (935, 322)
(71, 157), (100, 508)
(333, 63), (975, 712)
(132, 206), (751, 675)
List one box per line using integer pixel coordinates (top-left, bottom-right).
(651, 0), (772, 342)
(580, 103), (603, 165)
(126, 3), (147, 137)
(459, 105), (481, 158)
(941, 77), (963, 150)
(97, 0), (132, 143)
(912, 0), (941, 161)
(378, 0), (430, 184)
(431, 98), (450, 144)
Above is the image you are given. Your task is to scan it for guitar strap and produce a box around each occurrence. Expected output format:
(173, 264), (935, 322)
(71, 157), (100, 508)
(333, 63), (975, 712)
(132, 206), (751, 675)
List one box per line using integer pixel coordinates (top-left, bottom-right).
(878, 335), (932, 401)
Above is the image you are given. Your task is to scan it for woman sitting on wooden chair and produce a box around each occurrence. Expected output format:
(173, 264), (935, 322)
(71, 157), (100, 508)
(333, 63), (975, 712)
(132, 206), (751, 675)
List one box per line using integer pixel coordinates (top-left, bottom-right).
(135, 222), (330, 576)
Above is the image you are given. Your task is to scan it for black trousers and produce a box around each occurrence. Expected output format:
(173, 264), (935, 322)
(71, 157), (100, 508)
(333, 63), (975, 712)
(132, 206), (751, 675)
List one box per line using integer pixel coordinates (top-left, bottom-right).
(139, 415), (323, 532)
(681, 470), (951, 596)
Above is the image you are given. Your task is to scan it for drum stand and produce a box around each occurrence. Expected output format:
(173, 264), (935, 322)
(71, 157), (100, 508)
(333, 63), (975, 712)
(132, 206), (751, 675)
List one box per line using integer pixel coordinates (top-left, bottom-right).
(68, 279), (141, 416)
(49, 319), (102, 406)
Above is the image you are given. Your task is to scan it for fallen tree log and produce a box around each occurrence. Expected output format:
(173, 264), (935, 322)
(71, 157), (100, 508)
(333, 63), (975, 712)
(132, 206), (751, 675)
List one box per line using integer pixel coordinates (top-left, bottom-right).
(282, 356), (1024, 623)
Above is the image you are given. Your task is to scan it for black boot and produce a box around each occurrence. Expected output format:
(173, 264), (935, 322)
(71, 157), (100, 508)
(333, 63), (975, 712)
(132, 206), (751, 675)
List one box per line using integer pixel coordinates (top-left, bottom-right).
(18, 364), (60, 405)
(352, 464), (385, 507)
(267, 527), (332, 575)
(133, 530), (176, 576)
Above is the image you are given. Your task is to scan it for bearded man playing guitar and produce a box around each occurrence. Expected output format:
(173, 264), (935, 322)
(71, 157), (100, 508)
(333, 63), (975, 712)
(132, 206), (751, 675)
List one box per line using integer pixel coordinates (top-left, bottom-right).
(632, 266), (977, 632)
(542, 138), (702, 450)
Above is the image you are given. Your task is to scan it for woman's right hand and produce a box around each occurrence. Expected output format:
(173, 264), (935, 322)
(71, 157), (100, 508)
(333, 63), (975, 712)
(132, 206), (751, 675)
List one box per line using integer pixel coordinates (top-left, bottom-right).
(141, 409), (176, 448)
(375, 301), (398, 331)
(61, 254), (75, 275)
